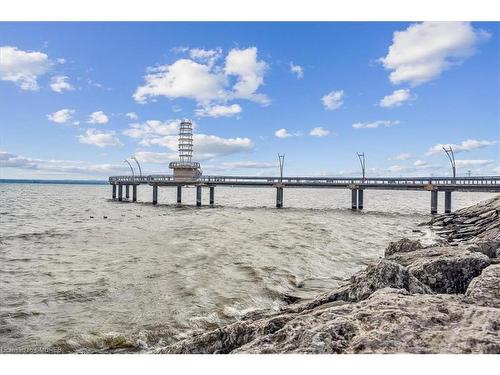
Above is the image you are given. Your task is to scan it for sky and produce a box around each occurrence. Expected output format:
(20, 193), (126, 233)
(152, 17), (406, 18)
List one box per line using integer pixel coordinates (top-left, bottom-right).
(0, 21), (499, 179)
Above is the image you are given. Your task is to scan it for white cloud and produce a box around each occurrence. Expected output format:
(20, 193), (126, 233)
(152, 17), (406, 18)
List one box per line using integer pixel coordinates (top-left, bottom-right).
(225, 47), (269, 105)
(414, 160), (429, 167)
(0, 46), (53, 90)
(123, 120), (179, 141)
(50, 75), (74, 93)
(455, 159), (494, 167)
(87, 111), (109, 124)
(290, 62), (304, 79)
(379, 89), (414, 108)
(133, 47), (269, 108)
(493, 167), (500, 174)
(275, 128), (293, 138)
(133, 59), (226, 104)
(0, 151), (128, 178)
(125, 112), (138, 120)
(321, 90), (344, 110)
(219, 161), (275, 169)
(47, 108), (75, 124)
(123, 119), (254, 161)
(426, 139), (498, 156)
(78, 129), (122, 147)
(309, 127), (331, 137)
(352, 120), (400, 129)
(380, 22), (490, 86)
(387, 165), (409, 173)
(389, 153), (412, 161)
(195, 104), (242, 118)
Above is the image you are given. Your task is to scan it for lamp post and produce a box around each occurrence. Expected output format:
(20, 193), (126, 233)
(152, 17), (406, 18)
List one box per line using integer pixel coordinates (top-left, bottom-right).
(131, 156), (142, 178)
(278, 154), (285, 183)
(357, 152), (366, 182)
(124, 159), (135, 177)
(442, 146), (456, 179)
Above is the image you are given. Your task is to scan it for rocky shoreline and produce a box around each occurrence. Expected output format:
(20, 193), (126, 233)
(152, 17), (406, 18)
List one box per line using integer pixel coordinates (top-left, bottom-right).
(155, 195), (500, 354)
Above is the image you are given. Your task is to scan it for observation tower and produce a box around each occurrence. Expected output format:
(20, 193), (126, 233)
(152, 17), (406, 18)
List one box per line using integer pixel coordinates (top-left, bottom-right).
(169, 119), (202, 180)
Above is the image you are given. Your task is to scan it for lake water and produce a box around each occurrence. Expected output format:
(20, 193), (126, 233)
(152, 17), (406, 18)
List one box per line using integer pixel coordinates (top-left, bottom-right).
(0, 183), (495, 353)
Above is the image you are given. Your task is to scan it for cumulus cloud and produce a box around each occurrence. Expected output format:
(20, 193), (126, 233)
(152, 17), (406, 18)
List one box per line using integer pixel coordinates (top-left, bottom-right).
(379, 89), (414, 108)
(87, 111), (109, 124)
(275, 128), (294, 138)
(195, 104), (242, 118)
(380, 22), (490, 86)
(123, 119), (254, 160)
(389, 153), (412, 161)
(125, 112), (138, 120)
(321, 90), (344, 110)
(50, 75), (74, 93)
(426, 139), (498, 156)
(133, 151), (176, 164)
(78, 129), (122, 147)
(47, 108), (75, 124)
(352, 120), (400, 129)
(290, 62), (304, 79)
(133, 47), (269, 110)
(309, 127), (331, 137)
(0, 46), (53, 90)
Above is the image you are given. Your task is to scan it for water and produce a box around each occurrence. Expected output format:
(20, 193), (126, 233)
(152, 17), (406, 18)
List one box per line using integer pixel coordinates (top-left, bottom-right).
(0, 183), (495, 353)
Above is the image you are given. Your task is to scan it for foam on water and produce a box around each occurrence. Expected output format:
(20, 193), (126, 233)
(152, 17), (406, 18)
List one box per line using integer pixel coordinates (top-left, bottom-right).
(0, 183), (495, 352)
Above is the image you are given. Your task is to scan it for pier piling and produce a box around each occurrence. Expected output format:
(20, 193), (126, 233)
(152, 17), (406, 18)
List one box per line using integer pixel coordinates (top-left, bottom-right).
(351, 189), (358, 210)
(358, 189), (364, 210)
(152, 185), (158, 205)
(444, 191), (452, 214)
(177, 186), (182, 204)
(209, 186), (215, 206)
(125, 185), (130, 199)
(196, 185), (202, 207)
(112, 184), (116, 199)
(118, 184), (123, 202)
(132, 185), (137, 202)
(276, 187), (283, 208)
(431, 190), (438, 214)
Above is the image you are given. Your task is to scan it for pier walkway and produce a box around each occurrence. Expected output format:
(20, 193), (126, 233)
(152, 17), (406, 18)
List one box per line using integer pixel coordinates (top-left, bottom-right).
(108, 175), (500, 213)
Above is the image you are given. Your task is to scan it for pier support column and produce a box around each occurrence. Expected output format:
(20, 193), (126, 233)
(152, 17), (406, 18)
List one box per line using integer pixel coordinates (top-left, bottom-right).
(196, 185), (202, 207)
(276, 187), (283, 208)
(132, 185), (137, 202)
(118, 184), (123, 202)
(112, 184), (116, 199)
(431, 190), (438, 214)
(177, 186), (182, 204)
(444, 191), (452, 214)
(358, 189), (364, 210)
(209, 186), (215, 206)
(351, 189), (358, 210)
(152, 185), (158, 205)
(125, 185), (130, 199)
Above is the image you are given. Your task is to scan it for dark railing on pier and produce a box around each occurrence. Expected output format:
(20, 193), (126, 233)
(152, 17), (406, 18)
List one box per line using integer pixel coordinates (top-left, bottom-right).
(108, 174), (500, 213)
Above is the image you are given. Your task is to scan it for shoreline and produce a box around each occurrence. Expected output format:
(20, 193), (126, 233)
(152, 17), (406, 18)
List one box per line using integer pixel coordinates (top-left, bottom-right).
(154, 195), (500, 354)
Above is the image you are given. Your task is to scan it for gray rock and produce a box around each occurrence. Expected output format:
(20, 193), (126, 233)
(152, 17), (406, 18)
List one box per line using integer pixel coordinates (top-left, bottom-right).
(465, 264), (500, 308)
(465, 241), (499, 258)
(157, 289), (500, 354)
(386, 247), (490, 293)
(385, 238), (423, 257)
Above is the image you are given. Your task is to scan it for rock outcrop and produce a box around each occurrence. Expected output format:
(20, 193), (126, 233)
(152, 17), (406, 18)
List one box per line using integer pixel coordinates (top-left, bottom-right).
(155, 195), (500, 354)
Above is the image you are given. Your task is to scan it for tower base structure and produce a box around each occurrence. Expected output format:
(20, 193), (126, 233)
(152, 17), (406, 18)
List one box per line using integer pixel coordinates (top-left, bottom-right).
(169, 162), (202, 181)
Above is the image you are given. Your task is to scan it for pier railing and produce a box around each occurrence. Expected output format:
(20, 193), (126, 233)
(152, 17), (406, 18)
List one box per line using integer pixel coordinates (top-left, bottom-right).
(109, 175), (500, 186)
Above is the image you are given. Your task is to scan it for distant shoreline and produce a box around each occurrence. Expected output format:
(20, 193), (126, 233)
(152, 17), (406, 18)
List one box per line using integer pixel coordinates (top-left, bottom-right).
(0, 179), (108, 185)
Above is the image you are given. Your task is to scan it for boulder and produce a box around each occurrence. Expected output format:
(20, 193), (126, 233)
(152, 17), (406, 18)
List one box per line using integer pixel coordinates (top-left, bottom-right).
(465, 264), (500, 308)
(385, 238), (423, 257)
(387, 247), (490, 293)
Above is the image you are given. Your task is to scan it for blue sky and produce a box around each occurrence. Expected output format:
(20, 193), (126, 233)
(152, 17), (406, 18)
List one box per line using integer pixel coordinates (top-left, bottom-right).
(0, 22), (498, 179)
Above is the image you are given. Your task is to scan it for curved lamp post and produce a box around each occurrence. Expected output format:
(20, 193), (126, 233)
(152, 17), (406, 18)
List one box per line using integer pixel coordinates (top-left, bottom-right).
(357, 152), (366, 182)
(442, 146), (456, 179)
(124, 159), (135, 177)
(131, 156), (142, 178)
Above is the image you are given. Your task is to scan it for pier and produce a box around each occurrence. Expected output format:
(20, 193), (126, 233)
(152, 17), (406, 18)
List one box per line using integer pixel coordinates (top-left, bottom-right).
(109, 120), (500, 214)
(108, 174), (500, 213)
